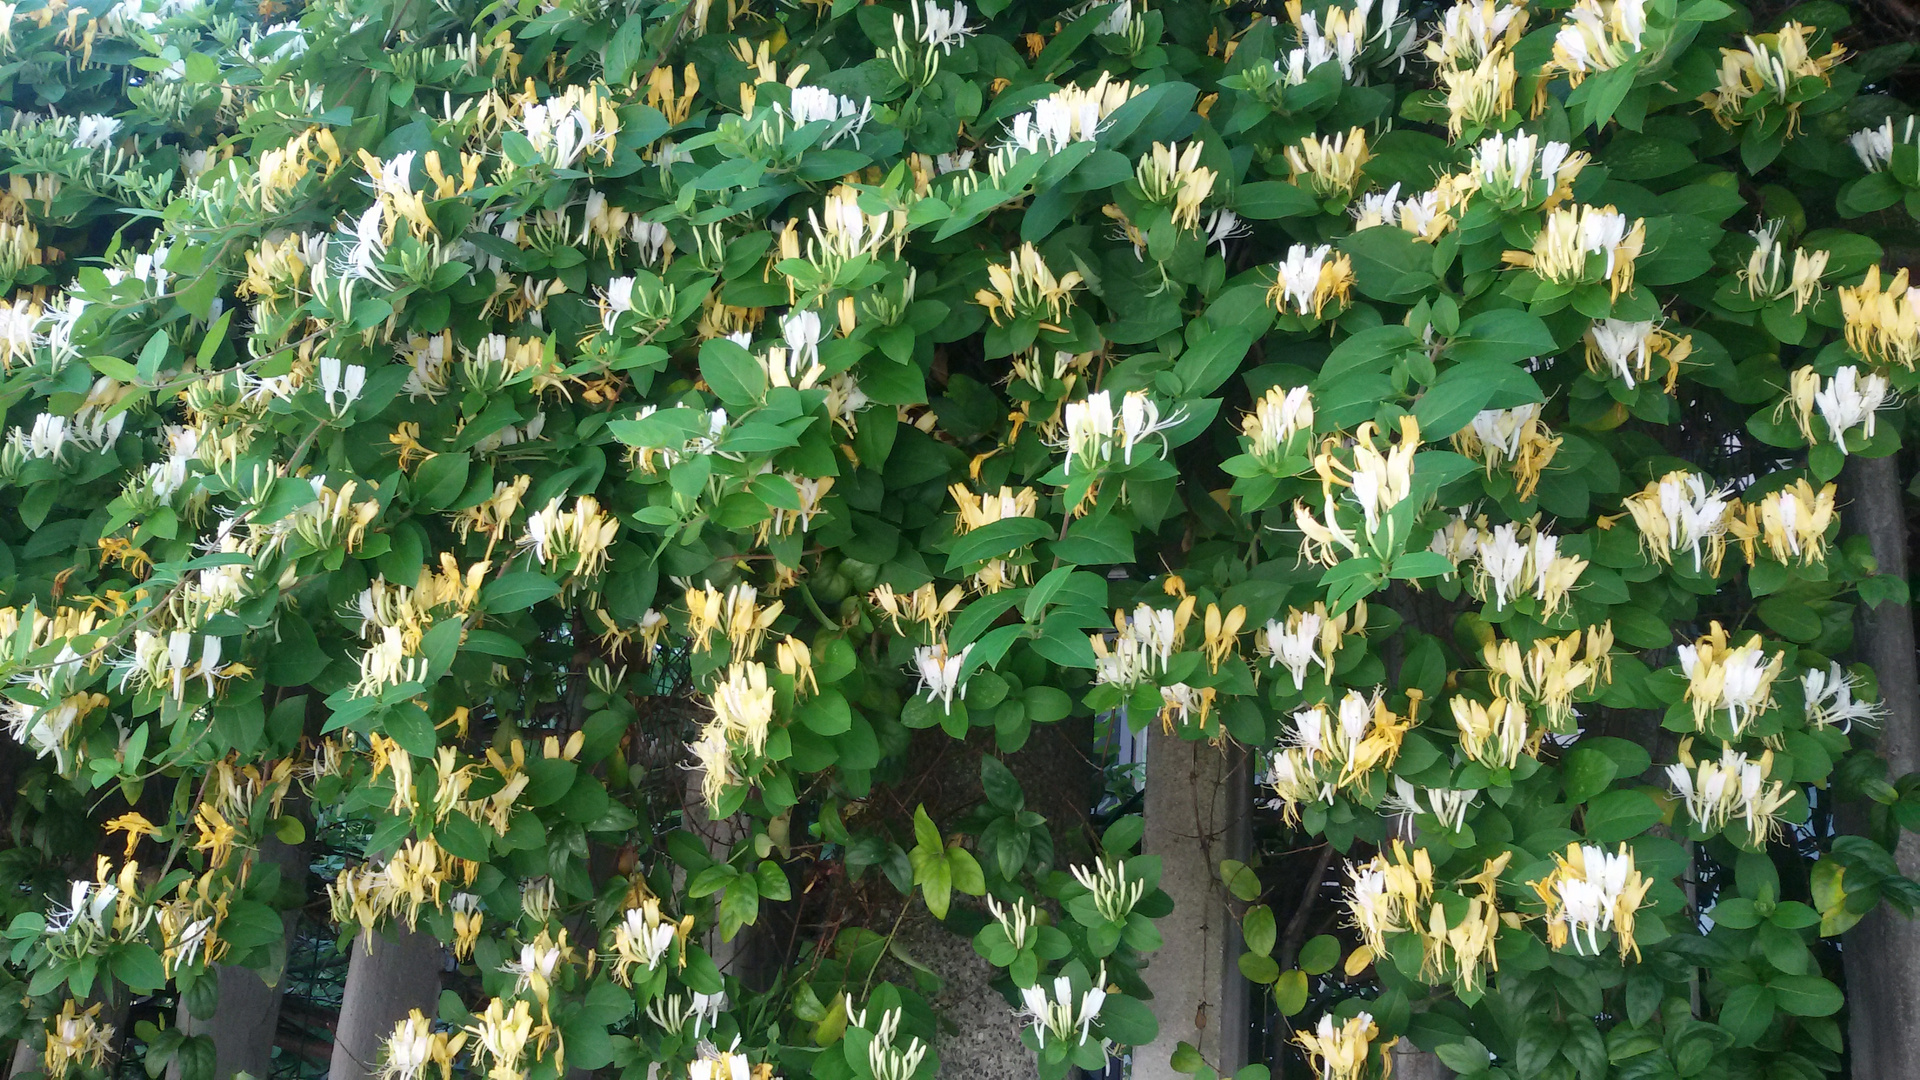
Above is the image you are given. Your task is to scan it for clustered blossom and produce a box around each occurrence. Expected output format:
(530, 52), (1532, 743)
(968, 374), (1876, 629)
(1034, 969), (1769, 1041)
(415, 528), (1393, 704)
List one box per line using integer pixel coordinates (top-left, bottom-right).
(1264, 688), (1415, 821)
(1531, 843), (1654, 960)
(1678, 622), (1785, 736)
(1666, 738), (1793, 843)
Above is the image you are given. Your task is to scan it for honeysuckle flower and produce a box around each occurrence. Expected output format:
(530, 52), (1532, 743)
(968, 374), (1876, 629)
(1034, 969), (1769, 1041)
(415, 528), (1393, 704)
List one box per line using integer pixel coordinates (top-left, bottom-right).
(1678, 622), (1784, 736)
(70, 114), (120, 152)
(1382, 776), (1479, 831)
(1700, 22), (1846, 131)
(987, 895), (1038, 950)
(1343, 842), (1432, 953)
(1286, 127), (1371, 200)
(781, 86), (873, 148)
(1267, 243), (1357, 321)
(914, 0), (976, 52)
(518, 496), (618, 578)
(705, 660), (775, 757)
(1071, 859), (1146, 922)
(43, 1000), (114, 1080)
(1459, 131), (1586, 207)
(1241, 385), (1314, 465)
(318, 355), (367, 417)
(1201, 207), (1251, 254)
(1294, 416), (1420, 564)
(870, 582), (963, 635)
(466, 997), (544, 1080)
(999, 73), (1141, 157)
(858, 1008), (927, 1080)
(1058, 389), (1185, 475)
(912, 640), (974, 713)
(1802, 662), (1885, 732)
(688, 1046), (753, 1080)
(1550, 0), (1651, 82)
(1016, 964), (1110, 1050)
(1452, 694), (1531, 768)
(1839, 264), (1920, 369)
(609, 898), (690, 984)
(1426, 0), (1528, 69)
(1258, 605), (1336, 690)
(1852, 116), (1920, 172)
(1666, 737), (1793, 842)
(1134, 141), (1217, 229)
(1466, 521), (1584, 615)
(1504, 203), (1644, 299)
(1440, 48), (1516, 136)
(1294, 1011), (1391, 1080)
(975, 243), (1084, 327)
(1482, 623), (1611, 733)
(379, 1009), (466, 1080)
(1452, 404), (1561, 501)
(1788, 365), (1893, 452)
(1741, 220), (1829, 312)
(1532, 842), (1654, 960)
(1584, 317), (1691, 391)
(1622, 470), (1734, 574)
(1729, 479), (1835, 566)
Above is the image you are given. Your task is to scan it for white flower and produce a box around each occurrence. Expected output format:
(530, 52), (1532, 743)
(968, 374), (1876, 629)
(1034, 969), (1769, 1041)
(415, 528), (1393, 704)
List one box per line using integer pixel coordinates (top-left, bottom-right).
(1852, 117), (1919, 172)
(318, 355), (367, 417)
(1802, 662), (1883, 732)
(1260, 611), (1324, 690)
(1070, 860), (1145, 922)
(782, 87), (873, 148)
(915, 0), (976, 53)
(1016, 965), (1109, 1050)
(780, 309), (822, 370)
(1814, 366), (1893, 451)
(71, 115), (121, 152)
(912, 641), (973, 713)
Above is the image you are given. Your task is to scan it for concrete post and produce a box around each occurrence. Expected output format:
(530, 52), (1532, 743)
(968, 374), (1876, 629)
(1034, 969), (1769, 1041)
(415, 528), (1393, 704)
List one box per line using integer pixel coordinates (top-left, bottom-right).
(326, 926), (443, 1080)
(1843, 453), (1920, 1079)
(172, 836), (308, 1080)
(1136, 730), (1249, 1080)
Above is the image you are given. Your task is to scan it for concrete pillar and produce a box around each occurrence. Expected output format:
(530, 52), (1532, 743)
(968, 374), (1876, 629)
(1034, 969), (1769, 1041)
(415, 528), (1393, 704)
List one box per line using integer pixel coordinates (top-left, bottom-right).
(173, 836), (308, 1080)
(1844, 453), (1920, 1078)
(1392, 1041), (1454, 1080)
(326, 926), (443, 1080)
(1136, 730), (1249, 1080)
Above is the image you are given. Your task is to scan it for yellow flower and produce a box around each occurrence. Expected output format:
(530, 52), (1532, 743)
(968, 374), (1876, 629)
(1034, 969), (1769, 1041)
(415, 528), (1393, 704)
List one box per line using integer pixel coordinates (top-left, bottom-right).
(1134, 141), (1218, 230)
(1839, 264), (1920, 369)
(44, 1001), (113, 1080)
(1677, 622), (1784, 736)
(1451, 694), (1532, 768)
(1294, 1011), (1393, 1080)
(974, 243), (1084, 327)
(1451, 403), (1561, 501)
(1729, 479), (1835, 566)
(1441, 47), (1516, 136)
(1699, 23), (1845, 131)
(1504, 204), (1644, 298)
(1531, 842), (1653, 961)
(380, 1008), (467, 1080)
(1622, 470), (1733, 574)
(1266, 243), (1355, 318)
(1285, 127), (1371, 200)
(104, 811), (158, 857)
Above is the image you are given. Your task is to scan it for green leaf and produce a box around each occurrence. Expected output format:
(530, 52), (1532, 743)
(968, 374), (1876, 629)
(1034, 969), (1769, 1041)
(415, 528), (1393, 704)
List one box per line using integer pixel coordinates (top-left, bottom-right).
(481, 572), (561, 613)
(980, 755), (1024, 811)
(1718, 984), (1774, 1046)
(947, 847), (986, 896)
(1272, 970), (1308, 1016)
(1583, 789), (1665, 842)
(1447, 309), (1557, 364)
(699, 336), (766, 407)
(1242, 904), (1276, 956)
(1298, 935), (1340, 975)
(1233, 181), (1318, 220)
(1097, 994), (1158, 1046)
(412, 453), (470, 512)
(1238, 952), (1281, 984)
(1175, 327), (1255, 397)
(1414, 359), (1542, 439)
(1769, 974), (1843, 1016)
